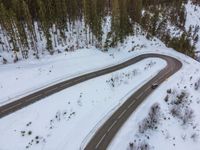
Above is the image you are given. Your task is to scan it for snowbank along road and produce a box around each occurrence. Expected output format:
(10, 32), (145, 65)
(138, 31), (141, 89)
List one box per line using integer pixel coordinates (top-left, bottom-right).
(0, 54), (182, 150)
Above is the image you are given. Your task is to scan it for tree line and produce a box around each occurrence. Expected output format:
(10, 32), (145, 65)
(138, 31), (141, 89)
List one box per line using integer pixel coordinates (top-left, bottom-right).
(0, 0), (197, 61)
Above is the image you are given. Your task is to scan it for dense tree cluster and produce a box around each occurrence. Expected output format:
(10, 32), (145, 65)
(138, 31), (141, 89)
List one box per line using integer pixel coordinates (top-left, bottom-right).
(0, 0), (197, 61)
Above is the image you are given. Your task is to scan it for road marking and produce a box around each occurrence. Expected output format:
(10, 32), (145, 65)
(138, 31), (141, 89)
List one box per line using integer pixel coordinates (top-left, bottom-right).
(144, 87), (149, 92)
(128, 100), (136, 109)
(136, 92), (143, 99)
(128, 103), (132, 109)
(95, 99), (136, 149)
(95, 120), (118, 149)
(107, 120), (118, 133)
(95, 133), (107, 149)
(61, 77), (86, 88)
(129, 100), (136, 108)
(158, 77), (162, 82)
(1, 102), (22, 113)
(118, 109), (127, 119)
(25, 94), (42, 102)
(74, 79), (81, 82)
(45, 87), (58, 94)
(60, 83), (69, 88)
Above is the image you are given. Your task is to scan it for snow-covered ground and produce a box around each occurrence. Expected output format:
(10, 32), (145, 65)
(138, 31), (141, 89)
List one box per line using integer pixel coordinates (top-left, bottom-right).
(185, 1), (200, 49)
(1, 4), (200, 147)
(0, 31), (199, 150)
(1, 30), (200, 150)
(185, 1), (200, 60)
(109, 47), (200, 150)
(0, 48), (111, 105)
(0, 47), (145, 105)
(0, 35), (167, 106)
(0, 56), (166, 150)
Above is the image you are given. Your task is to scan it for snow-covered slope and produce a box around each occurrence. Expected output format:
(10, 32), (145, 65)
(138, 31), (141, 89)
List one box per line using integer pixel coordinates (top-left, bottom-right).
(109, 50), (200, 150)
(0, 33), (200, 150)
(0, 35), (165, 106)
(1, 1), (200, 150)
(185, 1), (200, 60)
(0, 57), (166, 150)
(0, 48), (114, 105)
(185, 1), (200, 48)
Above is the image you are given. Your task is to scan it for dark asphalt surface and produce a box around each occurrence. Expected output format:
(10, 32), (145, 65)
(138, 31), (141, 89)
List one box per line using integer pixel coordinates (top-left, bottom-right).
(84, 54), (182, 150)
(0, 54), (182, 150)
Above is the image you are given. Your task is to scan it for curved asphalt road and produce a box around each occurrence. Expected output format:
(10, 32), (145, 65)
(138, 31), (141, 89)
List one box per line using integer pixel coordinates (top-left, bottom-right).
(0, 54), (182, 150)
(84, 54), (182, 150)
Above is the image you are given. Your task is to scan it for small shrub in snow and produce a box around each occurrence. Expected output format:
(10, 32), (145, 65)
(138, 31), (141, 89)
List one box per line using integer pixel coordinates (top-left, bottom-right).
(175, 91), (187, 105)
(139, 103), (161, 133)
(55, 111), (61, 121)
(167, 89), (172, 94)
(106, 70), (139, 88)
(21, 131), (25, 136)
(168, 90), (189, 107)
(191, 133), (199, 142)
(128, 141), (150, 150)
(28, 131), (32, 135)
(182, 108), (194, 125)
(164, 95), (169, 102)
(170, 101), (194, 124)
(3, 58), (7, 64)
(26, 122), (32, 127)
(13, 54), (18, 63)
(77, 93), (83, 106)
(144, 61), (156, 70)
(194, 78), (200, 90)
(132, 69), (138, 76)
(170, 105), (182, 118)
(167, 90), (194, 125)
(129, 142), (134, 150)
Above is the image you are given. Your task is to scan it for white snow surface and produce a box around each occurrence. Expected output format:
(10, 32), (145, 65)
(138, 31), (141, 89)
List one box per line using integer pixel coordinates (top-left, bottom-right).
(0, 48), (112, 105)
(109, 53), (200, 150)
(185, 1), (200, 60)
(0, 56), (166, 150)
(0, 33), (200, 150)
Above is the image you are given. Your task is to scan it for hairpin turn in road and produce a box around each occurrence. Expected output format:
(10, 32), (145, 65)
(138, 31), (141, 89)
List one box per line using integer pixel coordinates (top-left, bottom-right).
(0, 54), (182, 150)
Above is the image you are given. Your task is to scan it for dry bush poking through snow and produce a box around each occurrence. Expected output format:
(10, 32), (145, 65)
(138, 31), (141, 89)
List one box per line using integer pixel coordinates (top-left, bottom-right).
(144, 61), (156, 70)
(128, 141), (150, 150)
(166, 90), (194, 125)
(194, 78), (200, 90)
(170, 105), (194, 125)
(170, 105), (182, 118)
(139, 103), (161, 133)
(182, 108), (194, 125)
(191, 133), (199, 142)
(106, 69), (139, 88)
